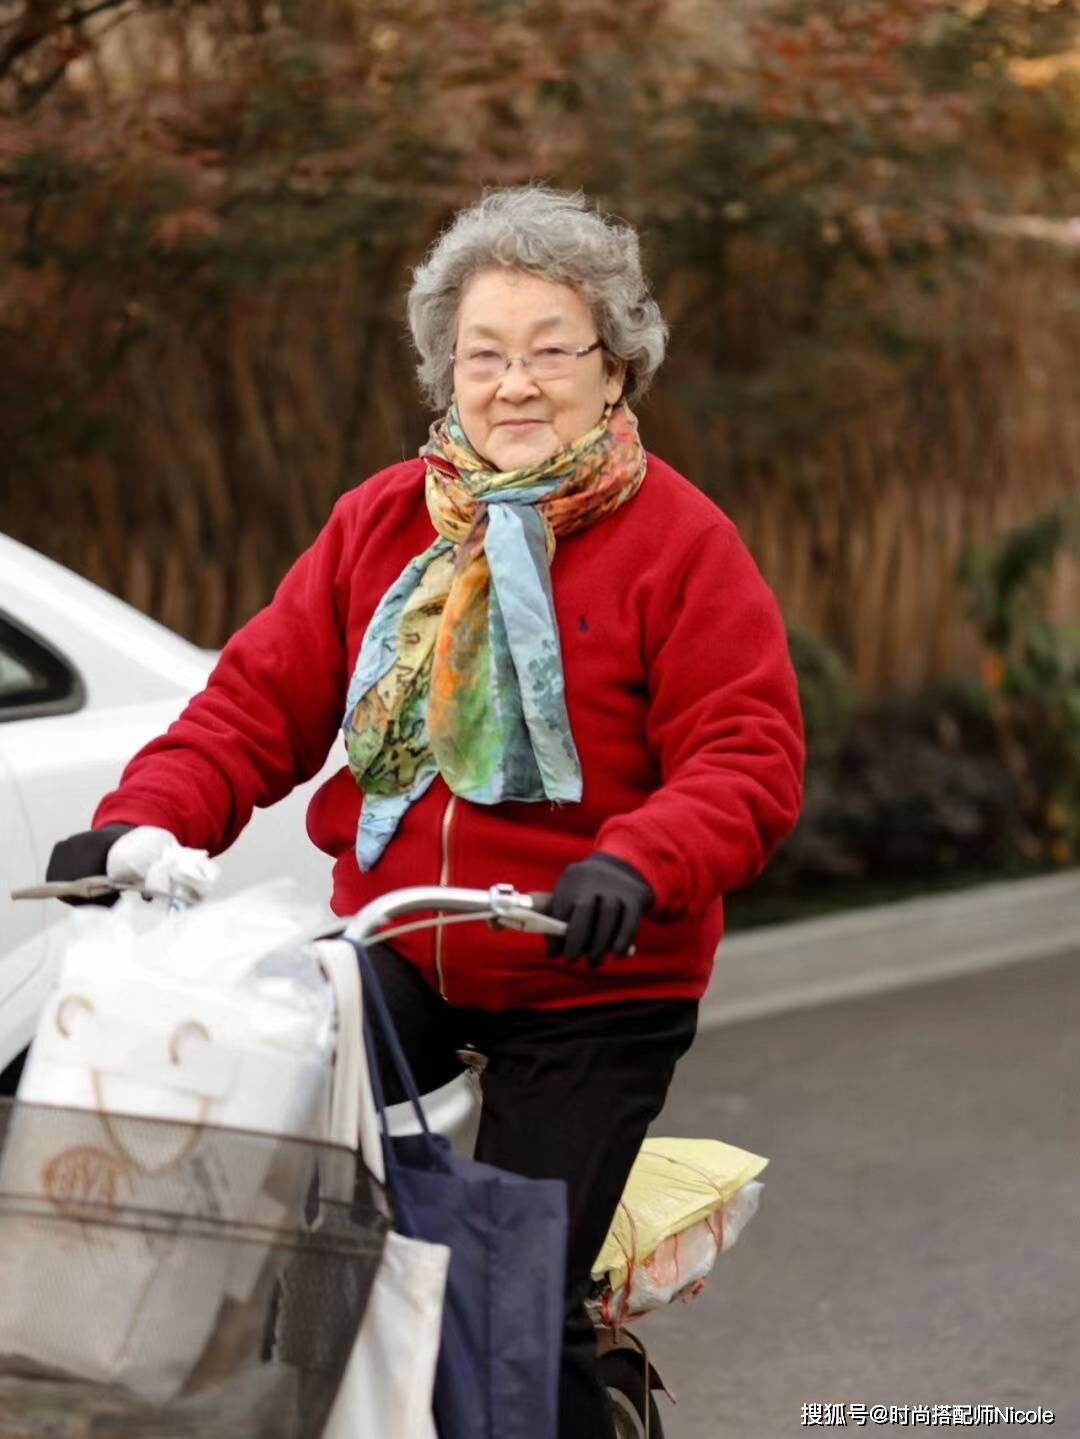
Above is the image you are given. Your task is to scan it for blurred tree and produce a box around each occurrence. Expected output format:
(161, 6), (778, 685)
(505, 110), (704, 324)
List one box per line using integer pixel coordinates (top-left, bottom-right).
(639, 0), (1080, 430)
(0, 0), (673, 549)
(3, 1), (1075, 357)
(0, 0), (1077, 674)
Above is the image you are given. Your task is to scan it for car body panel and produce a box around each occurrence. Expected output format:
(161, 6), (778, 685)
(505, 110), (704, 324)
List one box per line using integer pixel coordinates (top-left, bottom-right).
(0, 534), (341, 1077)
(1, 535), (210, 707)
(0, 534), (478, 1149)
(0, 744), (41, 1003)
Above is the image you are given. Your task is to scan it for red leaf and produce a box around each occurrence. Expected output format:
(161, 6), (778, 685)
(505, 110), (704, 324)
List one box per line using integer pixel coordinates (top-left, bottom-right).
(153, 208), (221, 248)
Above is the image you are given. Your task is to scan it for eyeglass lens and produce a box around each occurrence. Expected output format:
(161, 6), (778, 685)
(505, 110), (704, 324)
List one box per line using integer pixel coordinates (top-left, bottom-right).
(456, 345), (594, 382)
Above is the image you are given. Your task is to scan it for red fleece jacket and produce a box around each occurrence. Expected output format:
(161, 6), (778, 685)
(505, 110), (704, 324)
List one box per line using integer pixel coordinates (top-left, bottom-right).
(95, 453), (804, 1010)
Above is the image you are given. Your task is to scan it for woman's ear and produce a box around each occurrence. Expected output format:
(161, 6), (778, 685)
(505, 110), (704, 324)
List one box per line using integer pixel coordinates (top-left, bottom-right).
(604, 358), (628, 405)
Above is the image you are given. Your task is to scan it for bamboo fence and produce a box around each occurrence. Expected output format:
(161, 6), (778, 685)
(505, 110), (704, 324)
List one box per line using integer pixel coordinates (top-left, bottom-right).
(2, 243), (1077, 696)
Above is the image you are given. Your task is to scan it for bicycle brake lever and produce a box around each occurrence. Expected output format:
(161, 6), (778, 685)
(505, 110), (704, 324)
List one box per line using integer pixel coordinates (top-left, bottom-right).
(11, 877), (163, 902)
(11, 876), (119, 901)
(487, 883), (567, 937)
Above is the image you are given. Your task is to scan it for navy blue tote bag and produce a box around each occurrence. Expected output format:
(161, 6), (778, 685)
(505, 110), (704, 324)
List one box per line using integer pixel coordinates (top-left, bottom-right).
(348, 940), (568, 1439)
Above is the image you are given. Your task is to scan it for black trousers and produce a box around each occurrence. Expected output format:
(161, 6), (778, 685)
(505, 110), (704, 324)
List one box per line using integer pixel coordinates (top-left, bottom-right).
(364, 943), (698, 1439)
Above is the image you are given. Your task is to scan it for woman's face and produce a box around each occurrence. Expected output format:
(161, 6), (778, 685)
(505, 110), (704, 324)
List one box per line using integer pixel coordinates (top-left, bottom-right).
(452, 268), (625, 472)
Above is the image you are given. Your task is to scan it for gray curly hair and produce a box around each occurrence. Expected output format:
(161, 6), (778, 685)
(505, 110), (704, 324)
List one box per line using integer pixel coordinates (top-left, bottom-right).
(406, 186), (668, 410)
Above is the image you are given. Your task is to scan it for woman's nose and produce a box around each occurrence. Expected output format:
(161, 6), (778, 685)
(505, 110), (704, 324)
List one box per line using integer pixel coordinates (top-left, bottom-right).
(494, 357), (541, 400)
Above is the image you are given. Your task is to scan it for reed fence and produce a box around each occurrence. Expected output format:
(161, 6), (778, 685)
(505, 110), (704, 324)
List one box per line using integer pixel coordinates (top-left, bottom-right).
(2, 241), (1077, 697)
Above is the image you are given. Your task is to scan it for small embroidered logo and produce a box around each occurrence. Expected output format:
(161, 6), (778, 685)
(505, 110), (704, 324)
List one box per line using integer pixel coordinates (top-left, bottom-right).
(578, 615), (589, 633)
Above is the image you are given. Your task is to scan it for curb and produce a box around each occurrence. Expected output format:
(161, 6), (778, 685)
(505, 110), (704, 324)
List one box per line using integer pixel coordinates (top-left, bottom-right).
(700, 869), (1080, 1030)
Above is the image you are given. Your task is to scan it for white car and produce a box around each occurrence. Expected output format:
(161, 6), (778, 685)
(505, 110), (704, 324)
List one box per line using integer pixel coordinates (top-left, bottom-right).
(0, 533), (476, 1142)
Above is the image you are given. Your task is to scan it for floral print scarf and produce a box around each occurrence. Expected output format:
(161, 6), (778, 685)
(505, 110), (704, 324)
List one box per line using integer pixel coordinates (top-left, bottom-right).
(342, 400), (646, 869)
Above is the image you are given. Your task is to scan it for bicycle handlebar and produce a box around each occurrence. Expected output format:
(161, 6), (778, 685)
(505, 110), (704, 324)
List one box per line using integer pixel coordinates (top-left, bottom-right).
(12, 878), (567, 943)
(342, 884), (563, 946)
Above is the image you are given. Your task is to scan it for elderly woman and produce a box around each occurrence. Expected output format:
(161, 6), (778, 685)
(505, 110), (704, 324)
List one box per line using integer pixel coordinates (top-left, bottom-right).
(48, 187), (804, 1437)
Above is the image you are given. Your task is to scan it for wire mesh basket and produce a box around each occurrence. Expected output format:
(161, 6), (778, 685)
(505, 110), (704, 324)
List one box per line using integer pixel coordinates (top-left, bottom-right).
(0, 1098), (388, 1438)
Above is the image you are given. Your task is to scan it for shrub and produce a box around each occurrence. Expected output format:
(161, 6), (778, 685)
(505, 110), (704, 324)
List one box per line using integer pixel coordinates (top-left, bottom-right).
(763, 687), (1024, 891)
(959, 502), (1080, 864)
(786, 627), (860, 780)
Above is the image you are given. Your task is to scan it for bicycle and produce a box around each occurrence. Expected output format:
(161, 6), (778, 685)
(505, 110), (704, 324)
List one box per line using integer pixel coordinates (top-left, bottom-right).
(13, 872), (750, 1438)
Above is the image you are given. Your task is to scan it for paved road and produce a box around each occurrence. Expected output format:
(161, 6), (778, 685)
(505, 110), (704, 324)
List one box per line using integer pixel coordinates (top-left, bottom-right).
(638, 949), (1080, 1438)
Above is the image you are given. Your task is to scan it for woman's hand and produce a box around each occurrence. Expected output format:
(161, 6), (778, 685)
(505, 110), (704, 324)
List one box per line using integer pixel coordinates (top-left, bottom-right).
(546, 853), (654, 968)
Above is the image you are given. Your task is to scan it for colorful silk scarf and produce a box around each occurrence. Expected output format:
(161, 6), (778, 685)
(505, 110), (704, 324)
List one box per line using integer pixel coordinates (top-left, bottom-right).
(342, 400), (647, 869)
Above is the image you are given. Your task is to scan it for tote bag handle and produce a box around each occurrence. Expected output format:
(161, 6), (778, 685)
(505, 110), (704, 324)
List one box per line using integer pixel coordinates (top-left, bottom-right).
(343, 939), (449, 1176)
(319, 939), (387, 1192)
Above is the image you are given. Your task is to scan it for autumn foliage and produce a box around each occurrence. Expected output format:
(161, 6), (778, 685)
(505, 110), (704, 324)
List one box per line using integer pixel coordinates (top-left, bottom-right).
(0, 0), (1078, 693)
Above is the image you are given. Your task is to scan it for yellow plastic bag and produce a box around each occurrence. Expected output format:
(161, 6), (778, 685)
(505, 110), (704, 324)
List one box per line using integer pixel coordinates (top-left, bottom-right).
(592, 1137), (769, 1296)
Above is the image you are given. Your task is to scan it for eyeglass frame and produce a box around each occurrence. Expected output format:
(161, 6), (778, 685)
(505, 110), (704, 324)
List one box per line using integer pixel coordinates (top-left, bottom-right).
(451, 337), (606, 381)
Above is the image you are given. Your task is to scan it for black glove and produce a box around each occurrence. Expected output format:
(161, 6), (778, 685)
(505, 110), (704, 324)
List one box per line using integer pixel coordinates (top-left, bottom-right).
(45, 823), (137, 907)
(546, 852), (654, 968)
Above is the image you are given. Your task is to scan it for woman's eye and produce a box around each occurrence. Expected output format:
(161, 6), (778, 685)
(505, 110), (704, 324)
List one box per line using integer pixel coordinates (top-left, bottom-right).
(534, 347), (571, 359)
(468, 349), (503, 363)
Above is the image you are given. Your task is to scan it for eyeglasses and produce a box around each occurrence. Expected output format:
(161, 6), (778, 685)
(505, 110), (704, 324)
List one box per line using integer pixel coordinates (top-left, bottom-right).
(452, 338), (605, 384)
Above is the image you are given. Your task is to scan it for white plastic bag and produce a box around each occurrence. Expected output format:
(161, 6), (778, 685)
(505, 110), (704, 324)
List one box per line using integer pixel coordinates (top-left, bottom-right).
(0, 882), (335, 1401)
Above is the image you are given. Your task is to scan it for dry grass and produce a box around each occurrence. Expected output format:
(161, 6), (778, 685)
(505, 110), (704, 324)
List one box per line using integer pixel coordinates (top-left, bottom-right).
(648, 249), (1080, 693)
(2, 246), (1077, 697)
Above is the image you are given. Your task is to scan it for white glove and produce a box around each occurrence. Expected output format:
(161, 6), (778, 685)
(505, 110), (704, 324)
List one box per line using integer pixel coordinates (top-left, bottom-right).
(106, 826), (220, 901)
(106, 826), (175, 884)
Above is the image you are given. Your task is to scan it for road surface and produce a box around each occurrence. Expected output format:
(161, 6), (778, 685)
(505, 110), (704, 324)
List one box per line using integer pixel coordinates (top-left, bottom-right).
(640, 949), (1080, 1437)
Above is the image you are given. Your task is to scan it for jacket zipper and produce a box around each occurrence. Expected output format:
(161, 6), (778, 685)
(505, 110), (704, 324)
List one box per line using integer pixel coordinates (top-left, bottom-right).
(434, 792), (457, 1000)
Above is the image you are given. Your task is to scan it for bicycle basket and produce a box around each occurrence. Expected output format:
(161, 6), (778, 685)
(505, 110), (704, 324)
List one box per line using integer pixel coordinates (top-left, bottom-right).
(0, 1099), (388, 1439)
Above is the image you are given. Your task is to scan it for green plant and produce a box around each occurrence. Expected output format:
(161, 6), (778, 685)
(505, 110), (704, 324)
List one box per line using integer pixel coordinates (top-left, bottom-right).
(786, 627), (861, 779)
(958, 501), (1080, 863)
